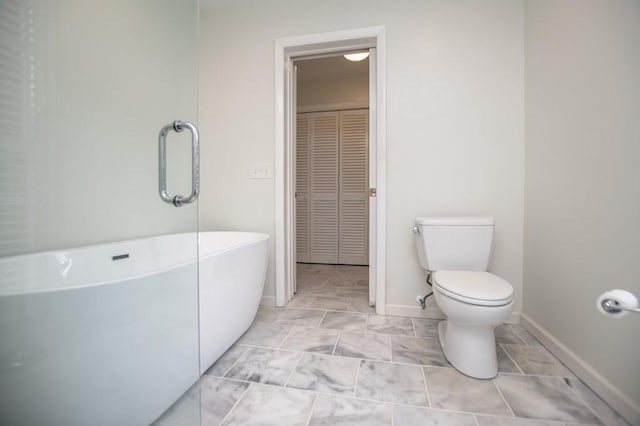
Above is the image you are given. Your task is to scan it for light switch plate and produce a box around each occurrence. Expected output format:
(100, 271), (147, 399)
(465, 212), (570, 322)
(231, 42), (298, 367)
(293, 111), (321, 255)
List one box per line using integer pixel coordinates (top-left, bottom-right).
(250, 163), (272, 179)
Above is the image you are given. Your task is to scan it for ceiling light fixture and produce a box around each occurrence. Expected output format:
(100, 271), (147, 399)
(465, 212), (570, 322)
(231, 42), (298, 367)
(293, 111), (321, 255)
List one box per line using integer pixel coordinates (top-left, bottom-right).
(343, 52), (369, 62)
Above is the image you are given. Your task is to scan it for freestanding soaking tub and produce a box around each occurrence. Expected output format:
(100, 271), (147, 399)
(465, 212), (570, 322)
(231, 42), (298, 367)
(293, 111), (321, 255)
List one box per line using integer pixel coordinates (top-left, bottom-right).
(198, 232), (270, 373)
(0, 231), (270, 426)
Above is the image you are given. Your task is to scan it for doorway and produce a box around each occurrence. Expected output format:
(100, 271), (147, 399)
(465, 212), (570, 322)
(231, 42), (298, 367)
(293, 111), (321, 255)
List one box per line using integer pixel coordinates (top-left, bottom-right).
(293, 54), (371, 311)
(274, 27), (387, 314)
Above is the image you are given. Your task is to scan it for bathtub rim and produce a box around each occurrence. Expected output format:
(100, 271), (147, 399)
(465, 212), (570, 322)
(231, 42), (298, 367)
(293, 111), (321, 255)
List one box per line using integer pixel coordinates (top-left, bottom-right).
(0, 231), (271, 297)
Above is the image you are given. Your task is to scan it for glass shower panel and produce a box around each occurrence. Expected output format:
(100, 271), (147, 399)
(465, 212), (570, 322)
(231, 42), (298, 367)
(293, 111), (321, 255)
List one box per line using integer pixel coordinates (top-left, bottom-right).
(0, 1), (200, 424)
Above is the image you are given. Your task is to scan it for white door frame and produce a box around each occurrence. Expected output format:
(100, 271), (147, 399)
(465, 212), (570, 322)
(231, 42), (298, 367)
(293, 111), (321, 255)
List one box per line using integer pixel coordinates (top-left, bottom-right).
(274, 26), (387, 315)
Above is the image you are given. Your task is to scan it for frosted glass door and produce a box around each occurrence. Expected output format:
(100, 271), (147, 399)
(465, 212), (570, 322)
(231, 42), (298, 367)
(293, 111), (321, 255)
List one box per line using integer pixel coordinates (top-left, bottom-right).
(0, 1), (200, 424)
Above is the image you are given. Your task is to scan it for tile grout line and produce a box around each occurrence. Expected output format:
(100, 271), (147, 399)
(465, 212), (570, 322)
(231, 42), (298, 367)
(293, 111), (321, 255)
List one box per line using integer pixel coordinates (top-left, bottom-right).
(254, 266), (602, 425)
(284, 351), (306, 388)
(316, 310), (329, 329)
(303, 392), (320, 426)
(508, 323), (536, 346)
(218, 381), (253, 425)
(472, 411), (568, 425)
(472, 413), (481, 426)
(220, 345), (251, 378)
(562, 377), (609, 425)
(345, 295), (354, 312)
(499, 343), (525, 375)
(491, 375), (516, 418)
(364, 312), (371, 335)
(220, 374), (535, 420)
(238, 337), (510, 373)
(421, 365), (432, 408)
(352, 359), (363, 398)
(331, 332), (341, 356)
(506, 323), (527, 345)
(277, 326), (298, 350)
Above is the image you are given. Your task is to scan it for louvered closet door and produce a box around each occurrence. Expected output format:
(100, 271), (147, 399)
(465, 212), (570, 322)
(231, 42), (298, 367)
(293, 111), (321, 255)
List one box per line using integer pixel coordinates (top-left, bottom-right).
(339, 110), (369, 265)
(309, 112), (339, 263)
(295, 114), (310, 263)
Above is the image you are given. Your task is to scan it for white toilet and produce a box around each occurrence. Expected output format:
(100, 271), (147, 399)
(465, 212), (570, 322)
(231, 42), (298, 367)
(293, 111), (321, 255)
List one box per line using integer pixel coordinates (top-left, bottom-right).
(413, 217), (514, 379)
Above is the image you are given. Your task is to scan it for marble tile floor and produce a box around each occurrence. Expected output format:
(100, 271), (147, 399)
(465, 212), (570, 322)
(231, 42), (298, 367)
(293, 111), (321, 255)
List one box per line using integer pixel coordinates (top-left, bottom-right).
(155, 264), (629, 426)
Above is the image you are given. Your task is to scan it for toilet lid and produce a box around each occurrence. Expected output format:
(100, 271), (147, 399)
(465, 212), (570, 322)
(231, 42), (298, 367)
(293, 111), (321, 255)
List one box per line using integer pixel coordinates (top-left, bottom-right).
(433, 271), (513, 306)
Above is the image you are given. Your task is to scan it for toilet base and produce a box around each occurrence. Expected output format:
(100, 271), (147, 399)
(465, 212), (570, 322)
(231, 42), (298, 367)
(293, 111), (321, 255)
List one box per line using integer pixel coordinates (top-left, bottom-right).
(438, 320), (498, 379)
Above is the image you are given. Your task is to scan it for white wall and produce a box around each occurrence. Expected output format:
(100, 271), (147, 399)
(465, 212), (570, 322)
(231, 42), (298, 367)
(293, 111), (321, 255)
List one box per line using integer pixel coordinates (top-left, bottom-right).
(198, 0), (524, 312)
(524, 0), (640, 418)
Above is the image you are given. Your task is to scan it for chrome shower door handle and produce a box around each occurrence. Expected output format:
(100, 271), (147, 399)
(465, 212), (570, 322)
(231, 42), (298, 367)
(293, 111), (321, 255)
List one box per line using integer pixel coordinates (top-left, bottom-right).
(158, 120), (200, 207)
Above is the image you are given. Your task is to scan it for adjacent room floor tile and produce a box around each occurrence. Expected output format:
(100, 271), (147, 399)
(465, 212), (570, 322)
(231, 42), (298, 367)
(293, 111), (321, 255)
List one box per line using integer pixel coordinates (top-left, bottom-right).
(391, 335), (449, 367)
(237, 322), (291, 347)
(324, 277), (356, 287)
(494, 374), (602, 424)
(366, 315), (415, 336)
(296, 286), (339, 297)
(334, 332), (391, 361)
(296, 277), (327, 287)
(311, 296), (351, 311)
(309, 395), (392, 426)
(335, 287), (368, 297)
(424, 367), (512, 416)
(287, 353), (360, 395)
(393, 406), (477, 426)
(225, 347), (302, 386)
(287, 296), (316, 308)
(320, 311), (367, 332)
(275, 308), (326, 327)
(355, 279), (369, 288)
(221, 384), (316, 426)
(280, 327), (339, 354)
(502, 344), (575, 377)
(356, 360), (428, 406)
(412, 318), (440, 339)
(203, 344), (249, 377)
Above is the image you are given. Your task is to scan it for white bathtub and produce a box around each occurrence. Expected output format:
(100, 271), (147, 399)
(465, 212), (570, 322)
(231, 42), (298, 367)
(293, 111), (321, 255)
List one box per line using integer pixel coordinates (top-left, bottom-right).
(198, 232), (270, 373)
(0, 231), (269, 426)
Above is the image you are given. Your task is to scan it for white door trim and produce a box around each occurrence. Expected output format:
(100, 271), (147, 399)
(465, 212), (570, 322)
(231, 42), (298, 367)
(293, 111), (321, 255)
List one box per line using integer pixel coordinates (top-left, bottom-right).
(274, 26), (387, 314)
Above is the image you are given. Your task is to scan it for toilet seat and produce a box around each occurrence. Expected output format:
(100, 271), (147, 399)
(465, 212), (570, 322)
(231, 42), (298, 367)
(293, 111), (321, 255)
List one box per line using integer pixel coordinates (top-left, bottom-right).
(433, 271), (513, 306)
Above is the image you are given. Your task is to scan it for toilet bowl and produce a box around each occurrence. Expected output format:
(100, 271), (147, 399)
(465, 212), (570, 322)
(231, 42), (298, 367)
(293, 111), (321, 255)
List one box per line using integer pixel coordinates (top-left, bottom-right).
(413, 217), (514, 379)
(432, 270), (513, 379)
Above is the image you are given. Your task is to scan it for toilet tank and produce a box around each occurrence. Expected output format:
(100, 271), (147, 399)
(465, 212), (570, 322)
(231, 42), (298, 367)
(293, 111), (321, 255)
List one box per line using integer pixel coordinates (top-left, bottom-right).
(414, 217), (494, 271)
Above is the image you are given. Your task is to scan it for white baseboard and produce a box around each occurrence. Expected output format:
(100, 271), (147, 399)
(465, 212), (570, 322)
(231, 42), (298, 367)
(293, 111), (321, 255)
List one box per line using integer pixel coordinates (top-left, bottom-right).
(384, 303), (521, 324)
(521, 314), (639, 425)
(260, 295), (276, 306)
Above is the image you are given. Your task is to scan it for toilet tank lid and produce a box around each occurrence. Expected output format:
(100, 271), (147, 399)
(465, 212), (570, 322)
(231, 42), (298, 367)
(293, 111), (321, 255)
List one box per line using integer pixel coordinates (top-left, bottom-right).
(414, 217), (494, 226)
